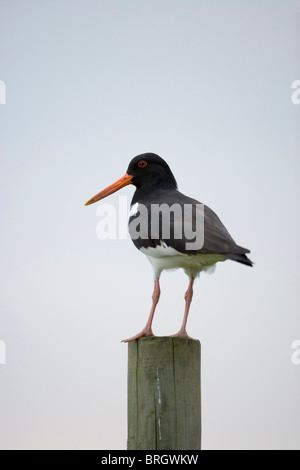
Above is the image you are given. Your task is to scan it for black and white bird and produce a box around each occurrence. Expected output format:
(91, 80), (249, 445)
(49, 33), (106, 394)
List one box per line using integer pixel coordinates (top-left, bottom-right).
(85, 153), (253, 342)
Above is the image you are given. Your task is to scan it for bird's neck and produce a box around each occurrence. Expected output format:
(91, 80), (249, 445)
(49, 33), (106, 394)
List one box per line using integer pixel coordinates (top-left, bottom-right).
(132, 183), (178, 205)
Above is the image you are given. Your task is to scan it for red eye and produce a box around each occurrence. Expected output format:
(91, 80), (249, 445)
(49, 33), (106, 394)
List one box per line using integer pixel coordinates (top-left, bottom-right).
(138, 160), (147, 168)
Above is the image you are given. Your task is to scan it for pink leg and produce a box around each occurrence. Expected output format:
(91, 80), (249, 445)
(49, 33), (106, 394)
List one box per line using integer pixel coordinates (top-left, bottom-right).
(123, 277), (160, 342)
(172, 277), (194, 339)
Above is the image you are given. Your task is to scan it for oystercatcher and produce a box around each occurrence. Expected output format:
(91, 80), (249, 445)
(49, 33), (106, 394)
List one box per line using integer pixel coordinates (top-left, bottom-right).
(85, 153), (253, 342)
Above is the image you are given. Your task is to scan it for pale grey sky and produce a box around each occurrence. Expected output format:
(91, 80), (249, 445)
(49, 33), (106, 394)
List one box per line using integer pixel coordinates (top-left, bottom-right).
(0, 0), (299, 450)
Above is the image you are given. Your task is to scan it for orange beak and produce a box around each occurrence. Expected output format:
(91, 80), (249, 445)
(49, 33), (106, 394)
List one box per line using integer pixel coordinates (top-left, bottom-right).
(85, 173), (133, 206)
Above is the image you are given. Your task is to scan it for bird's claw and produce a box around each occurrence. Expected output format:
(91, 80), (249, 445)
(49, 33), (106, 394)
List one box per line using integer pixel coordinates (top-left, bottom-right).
(170, 329), (195, 340)
(122, 329), (155, 343)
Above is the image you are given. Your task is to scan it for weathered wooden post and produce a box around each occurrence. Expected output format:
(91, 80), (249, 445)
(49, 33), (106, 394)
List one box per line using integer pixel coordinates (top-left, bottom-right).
(127, 336), (201, 450)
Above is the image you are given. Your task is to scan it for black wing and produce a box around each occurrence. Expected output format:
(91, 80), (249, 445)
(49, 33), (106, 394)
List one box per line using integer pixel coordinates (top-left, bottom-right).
(129, 189), (253, 266)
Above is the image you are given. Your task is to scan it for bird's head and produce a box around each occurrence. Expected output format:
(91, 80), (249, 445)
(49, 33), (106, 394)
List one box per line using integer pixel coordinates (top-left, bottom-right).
(85, 153), (177, 206)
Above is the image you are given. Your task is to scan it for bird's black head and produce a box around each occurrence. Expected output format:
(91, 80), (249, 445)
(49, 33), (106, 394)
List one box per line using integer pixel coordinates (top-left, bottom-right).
(127, 153), (177, 190)
(85, 152), (177, 206)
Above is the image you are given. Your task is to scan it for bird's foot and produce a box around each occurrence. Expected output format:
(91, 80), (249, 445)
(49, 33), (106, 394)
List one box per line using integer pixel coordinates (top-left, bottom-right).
(122, 328), (155, 343)
(170, 329), (195, 340)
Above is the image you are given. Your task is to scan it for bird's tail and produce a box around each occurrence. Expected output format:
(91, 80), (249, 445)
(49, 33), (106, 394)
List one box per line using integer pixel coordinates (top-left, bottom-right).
(225, 252), (253, 267)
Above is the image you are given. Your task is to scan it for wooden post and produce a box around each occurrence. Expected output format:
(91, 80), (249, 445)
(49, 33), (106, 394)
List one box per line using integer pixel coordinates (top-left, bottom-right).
(127, 336), (201, 450)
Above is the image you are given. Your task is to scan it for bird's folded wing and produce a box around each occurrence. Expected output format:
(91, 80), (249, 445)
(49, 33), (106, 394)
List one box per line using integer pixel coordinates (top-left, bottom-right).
(129, 194), (250, 256)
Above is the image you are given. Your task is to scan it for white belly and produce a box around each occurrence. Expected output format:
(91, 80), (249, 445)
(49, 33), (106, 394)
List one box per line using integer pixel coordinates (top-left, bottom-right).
(140, 244), (226, 279)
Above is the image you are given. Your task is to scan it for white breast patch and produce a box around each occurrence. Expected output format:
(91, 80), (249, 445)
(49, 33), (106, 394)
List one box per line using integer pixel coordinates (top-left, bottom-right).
(129, 202), (139, 217)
